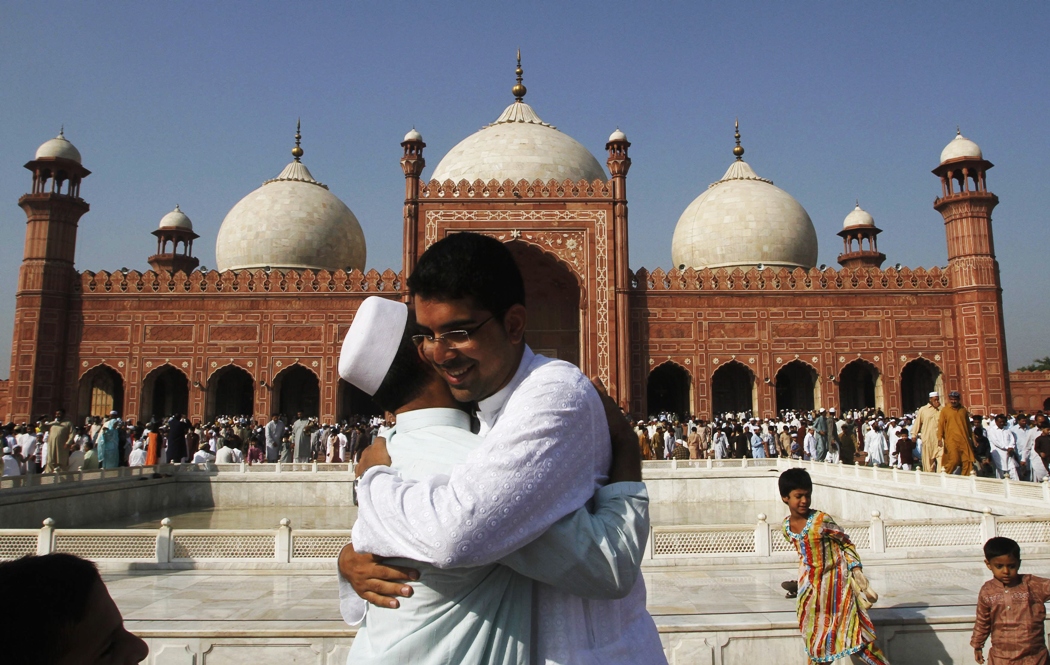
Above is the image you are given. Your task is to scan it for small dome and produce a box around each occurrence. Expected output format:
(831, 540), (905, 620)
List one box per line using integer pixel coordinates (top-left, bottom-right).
(431, 101), (606, 183)
(159, 205), (193, 231)
(940, 130), (982, 163)
(608, 128), (627, 142)
(671, 158), (818, 270)
(842, 203), (874, 229)
(404, 128), (423, 142)
(215, 158), (366, 272)
(35, 129), (81, 164)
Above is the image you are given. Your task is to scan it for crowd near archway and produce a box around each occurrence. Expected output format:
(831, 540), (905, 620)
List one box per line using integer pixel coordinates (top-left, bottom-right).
(900, 359), (943, 413)
(775, 361), (818, 413)
(507, 241), (581, 366)
(647, 362), (691, 419)
(77, 364), (125, 421)
(207, 365), (254, 420)
(273, 365), (320, 418)
(140, 365), (189, 422)
(839, 360), (881, 412)
(711, 361), (754, 416)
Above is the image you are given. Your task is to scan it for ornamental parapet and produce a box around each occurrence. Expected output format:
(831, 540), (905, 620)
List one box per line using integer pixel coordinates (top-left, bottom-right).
(630, 265), (950, 292)
(76, 267), (403, 295)
(418, 177), (612, 200)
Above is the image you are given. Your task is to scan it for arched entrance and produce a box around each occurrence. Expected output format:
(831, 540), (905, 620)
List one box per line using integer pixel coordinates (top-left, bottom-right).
(507, 241), (581, 367)
(77, 365), (125, 422)
(273, 365), (320, 418)
(900, 359), (944, 413)
(711, 361), (754, 417)
(647, 363), (691, 419)
(140, 365), (189, 422)
(207, 365), (255, 420)
(337, 379), (383, 424)
(776, 361), (819, 413)
(839, 360), (882, 412)
(1044, 397), (1050, 411)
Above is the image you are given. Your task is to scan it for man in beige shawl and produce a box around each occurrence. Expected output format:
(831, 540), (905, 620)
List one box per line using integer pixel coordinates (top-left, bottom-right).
(913, 392), (942, 472)
(45, 409), (73, 473)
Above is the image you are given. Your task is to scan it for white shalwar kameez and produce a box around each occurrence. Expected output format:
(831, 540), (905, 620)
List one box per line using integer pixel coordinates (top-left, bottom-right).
(864, 430), (888, 466)
(353, 347), (666, 664)
(987, 424), (1019, 480)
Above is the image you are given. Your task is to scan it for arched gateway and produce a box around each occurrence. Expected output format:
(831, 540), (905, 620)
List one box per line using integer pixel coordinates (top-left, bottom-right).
(647, 362), (690, 419)
(507, 241), (581, 366)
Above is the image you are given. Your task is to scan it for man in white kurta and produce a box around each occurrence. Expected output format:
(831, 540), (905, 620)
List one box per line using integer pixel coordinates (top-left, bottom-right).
(987, 414), (1019, 480)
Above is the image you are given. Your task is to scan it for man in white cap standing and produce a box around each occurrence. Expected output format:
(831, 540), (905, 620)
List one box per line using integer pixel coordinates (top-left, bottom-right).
(338, 295), (651, 664)
(343, 234), (665, 664)
(914, 392), (942, 472)
(813, 408), (831, 462)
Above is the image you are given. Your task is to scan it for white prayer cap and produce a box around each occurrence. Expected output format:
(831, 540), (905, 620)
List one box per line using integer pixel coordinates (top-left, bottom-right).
(2, 447), (9, 454)
(829, 408), (836, 413)
(338, 296), (409, 396)
(109, 410), (118, 416)
(929, 391), (939, 398)
(819, 407), (826, 412)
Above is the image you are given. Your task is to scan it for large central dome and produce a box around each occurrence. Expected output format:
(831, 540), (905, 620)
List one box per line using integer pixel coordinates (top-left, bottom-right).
(672, 128), (817, 271)
(431, 58), (606, 183)
(215, 130), (366, 272)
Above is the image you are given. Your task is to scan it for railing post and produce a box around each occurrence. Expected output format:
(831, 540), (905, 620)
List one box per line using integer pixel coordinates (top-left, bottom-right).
(1044, 482), (1050, 503)
(277, 518), (292, 563)
(854, 463), (860, 478)
(741, 458), (748, 469)
(156, 518), (173, 563)
(644, 526), (654, 560)
(1005, 479), (1012, 500)
(275, 461), (282, 474)
(916, 467), (922, 485)
(671, 459), (678, 470)
(892, 467), (898, 483)
(312, 461), (318, 473)
(37, 518), (54, 555)
(980, 508), (997, 543)
(706, 458), (712, 469)
(240, 461), (246, 473)
(872, 466), (879, 481)
(869, 510), (886, 553)
(755, 514), (771, 556)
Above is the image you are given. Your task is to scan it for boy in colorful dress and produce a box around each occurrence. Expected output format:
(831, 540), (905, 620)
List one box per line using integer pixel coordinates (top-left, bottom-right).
(971, 537), (1050, 664)
(780, 468), (889, 664)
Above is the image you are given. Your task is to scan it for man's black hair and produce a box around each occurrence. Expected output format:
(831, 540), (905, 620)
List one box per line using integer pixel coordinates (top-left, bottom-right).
(407, 232), (525, 319)
(0, 553), (101, 664)
(371, 316), (434, 414)
(984, 536), (1021, 560)
(778, 468), (813, 497)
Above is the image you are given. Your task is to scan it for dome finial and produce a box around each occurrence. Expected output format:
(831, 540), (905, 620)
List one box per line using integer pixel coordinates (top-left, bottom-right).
(956, 125), (961, 136)
(512, 49), (527, 102)
(292, 118), (304, 161)
(59, 124), (64, 138)
(733, 118), (745, 160)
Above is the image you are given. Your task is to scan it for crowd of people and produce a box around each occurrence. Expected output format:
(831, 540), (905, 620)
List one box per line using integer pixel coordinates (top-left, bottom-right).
(637, 391), (1050, 480)
(0, 407), (388, 477)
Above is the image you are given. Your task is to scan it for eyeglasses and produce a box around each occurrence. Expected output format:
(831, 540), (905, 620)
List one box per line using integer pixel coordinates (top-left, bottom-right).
(411, 315), (494, 349)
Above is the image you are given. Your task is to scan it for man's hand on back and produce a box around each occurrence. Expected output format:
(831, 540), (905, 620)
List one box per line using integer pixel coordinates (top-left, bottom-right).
(354, 437), (391, 478)
(590, 377), (642, 483)
(338, 542), (419, 609)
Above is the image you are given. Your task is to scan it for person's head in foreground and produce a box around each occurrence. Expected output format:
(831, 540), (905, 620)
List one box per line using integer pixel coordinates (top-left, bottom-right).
(779, 468), (813, 519)
(0, 553), (148, 664)
(984, 537), (1022, 586)
(406, 232), (526, 403)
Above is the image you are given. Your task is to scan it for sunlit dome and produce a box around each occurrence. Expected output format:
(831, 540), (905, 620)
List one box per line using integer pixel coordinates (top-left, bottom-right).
(842, 203), (874, 229)
(430, 57), (606, 184)
(215, 127), (366, 272)
(158, 205), (193, 231)
(940, 129), (983, 163)
(403, 128), (422, 142)
(671, 124), (818, 270)
(35, 129), (82, 164)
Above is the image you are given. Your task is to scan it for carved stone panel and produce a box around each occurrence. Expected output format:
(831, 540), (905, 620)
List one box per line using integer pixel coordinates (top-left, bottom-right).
(145, 325), (194, 342)
(708, 322), (758, 339)
(209, 326), (259, 343)
(82, 326), (131, 342)
(771, 322), (819, 339)
(833, 321), (881, 337)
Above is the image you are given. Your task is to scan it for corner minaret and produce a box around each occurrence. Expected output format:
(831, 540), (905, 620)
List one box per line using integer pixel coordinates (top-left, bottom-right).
(837, 202), (885, 269)
(933, 129), (1009, 413)
(607, 127), (632, 404)
(11, 130), (91, 420)
(148, 205), (200, 274)
(400, 127), (425, 286)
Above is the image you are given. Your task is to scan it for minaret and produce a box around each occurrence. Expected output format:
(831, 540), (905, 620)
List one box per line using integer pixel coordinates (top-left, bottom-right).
(148, 205), (200, 274)
(836, 202), (886, 269)
(11, 130), (91, 420)
(400, 126), (425, 287)
(607, 127), (632, 404)
(932, 129), (1009, 413)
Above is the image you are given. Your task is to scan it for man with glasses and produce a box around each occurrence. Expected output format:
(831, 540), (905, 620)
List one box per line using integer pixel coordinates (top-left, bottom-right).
(342, 233), (664, 663)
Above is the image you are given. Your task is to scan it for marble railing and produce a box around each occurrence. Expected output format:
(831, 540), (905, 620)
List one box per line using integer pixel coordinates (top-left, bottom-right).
(0, 461), (354, 489)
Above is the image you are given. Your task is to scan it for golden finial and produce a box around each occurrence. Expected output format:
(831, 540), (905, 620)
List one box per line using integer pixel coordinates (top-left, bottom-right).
(292, 118), (303, 161)
(512, 49), (527, 102)
(733, 118), (744, 160)
(956, 125), (961, 136)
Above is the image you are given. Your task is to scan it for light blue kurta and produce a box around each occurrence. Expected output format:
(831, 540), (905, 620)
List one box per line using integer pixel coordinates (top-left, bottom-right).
(96, 418), (120, 469)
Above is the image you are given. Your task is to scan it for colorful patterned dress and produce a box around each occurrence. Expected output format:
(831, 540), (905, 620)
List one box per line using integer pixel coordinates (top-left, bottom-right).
(783, 510), (889, 664)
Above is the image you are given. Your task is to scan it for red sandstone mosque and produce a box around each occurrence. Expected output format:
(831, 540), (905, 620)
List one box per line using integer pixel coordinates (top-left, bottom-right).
(5, 60), (1049, 425)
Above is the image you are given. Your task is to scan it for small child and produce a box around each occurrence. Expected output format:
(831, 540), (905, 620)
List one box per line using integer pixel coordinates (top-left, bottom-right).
(971, 537), (1050, 664)
(780, 468), (888, 664)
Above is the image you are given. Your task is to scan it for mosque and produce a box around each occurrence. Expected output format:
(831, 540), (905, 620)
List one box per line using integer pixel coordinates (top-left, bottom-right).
(4, 59), (1048, 425)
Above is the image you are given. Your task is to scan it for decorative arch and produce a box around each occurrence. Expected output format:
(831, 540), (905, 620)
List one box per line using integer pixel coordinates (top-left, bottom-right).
(139, 364), (189, 423)
(206, 363), (255, 420)
(77, 363), (125, 422)
(900, 358), (944, 413)
(711, 360), (756, 417)
(272, 363), (320, 418)
(647, 361), (692, 420)
(1044, 397), (1050, 411)
(505, 240), (583, 367)
(838, 359), (883, 412)
(775, 360), (821, 413)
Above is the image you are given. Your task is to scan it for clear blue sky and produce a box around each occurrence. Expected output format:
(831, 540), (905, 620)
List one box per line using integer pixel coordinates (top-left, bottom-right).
(1, 2), (1047, 375)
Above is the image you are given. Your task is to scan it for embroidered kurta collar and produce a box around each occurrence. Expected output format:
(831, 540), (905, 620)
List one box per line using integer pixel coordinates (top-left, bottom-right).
(476, 345), (535, 431)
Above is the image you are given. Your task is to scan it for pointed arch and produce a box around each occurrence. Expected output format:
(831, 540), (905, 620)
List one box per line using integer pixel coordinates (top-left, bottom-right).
(838, 359), (883, 412)
(711, 360), (755, 417)
(272, 363), (320, 419)
(647, 361), (692, 420)
(206, 363), (255, 421)
(77, 363), (125, 422)
(775, 360), (820, 413)
(505, 240), (582, 367)
(140, 364), (189, 422)
(900, 358), (944, 413)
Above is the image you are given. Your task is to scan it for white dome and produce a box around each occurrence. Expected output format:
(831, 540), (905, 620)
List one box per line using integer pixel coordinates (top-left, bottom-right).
(35, 129), (81, 164)
(431, 101), (606, 183)
(940, 130), (982, 163)
(671, 159), (818, 270)
(159, 205), (193, 231)
(842, 203), (874, 229)
(404, 128), (423, 142)
(215, 159), (366, 272)
(608, 128), (627, 142)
